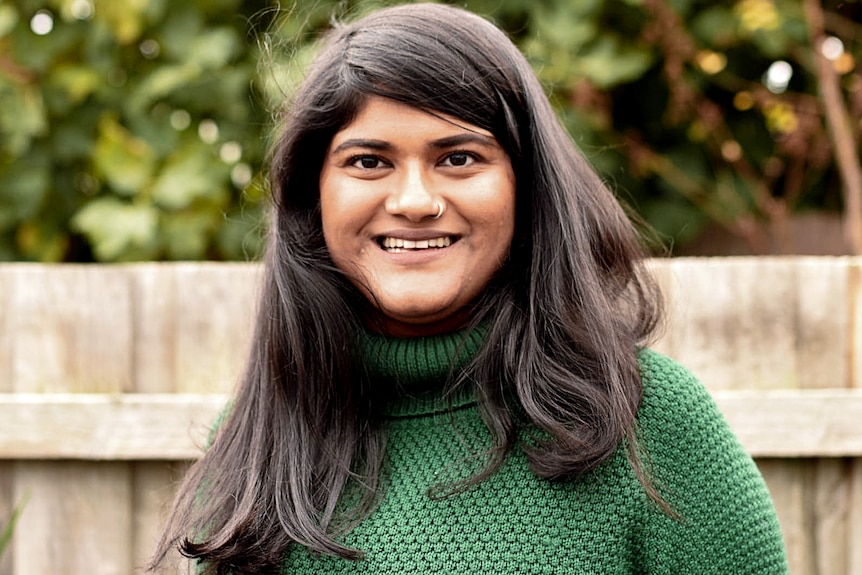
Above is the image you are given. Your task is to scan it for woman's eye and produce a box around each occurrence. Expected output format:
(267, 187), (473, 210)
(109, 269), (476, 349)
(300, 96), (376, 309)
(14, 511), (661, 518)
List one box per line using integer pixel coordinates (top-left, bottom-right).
(442, 152), (475, 167)
(350, 156), (384, 169)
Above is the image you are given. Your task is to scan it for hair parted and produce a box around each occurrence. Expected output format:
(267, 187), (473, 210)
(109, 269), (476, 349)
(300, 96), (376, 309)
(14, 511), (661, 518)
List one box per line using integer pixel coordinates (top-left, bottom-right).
(150, 4), (664, 574)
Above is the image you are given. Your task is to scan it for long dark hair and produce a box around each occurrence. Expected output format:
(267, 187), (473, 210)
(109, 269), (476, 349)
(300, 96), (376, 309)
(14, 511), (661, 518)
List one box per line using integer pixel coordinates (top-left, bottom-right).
(150, 3), (663, 574)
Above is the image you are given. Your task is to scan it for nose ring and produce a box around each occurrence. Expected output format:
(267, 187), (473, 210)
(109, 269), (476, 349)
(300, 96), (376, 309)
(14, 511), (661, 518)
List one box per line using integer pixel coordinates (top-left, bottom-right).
(433, 202), (444, 219)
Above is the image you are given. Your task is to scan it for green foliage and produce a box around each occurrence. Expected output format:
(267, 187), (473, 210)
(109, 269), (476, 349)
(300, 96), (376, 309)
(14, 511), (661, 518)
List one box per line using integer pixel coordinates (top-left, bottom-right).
(1, 0), (270, 261)
(520, 0), (858, 250)
(0, 492), (28, 558)
(0, 0), (858, 261)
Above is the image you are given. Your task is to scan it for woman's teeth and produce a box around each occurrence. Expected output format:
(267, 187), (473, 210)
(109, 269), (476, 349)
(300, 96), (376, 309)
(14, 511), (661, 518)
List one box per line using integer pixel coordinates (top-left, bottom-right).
(381, 236), (452, 252)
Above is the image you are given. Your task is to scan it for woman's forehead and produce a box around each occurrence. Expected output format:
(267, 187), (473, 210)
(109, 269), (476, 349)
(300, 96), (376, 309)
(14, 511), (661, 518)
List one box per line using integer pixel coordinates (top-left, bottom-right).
(333, 97), (495, 140)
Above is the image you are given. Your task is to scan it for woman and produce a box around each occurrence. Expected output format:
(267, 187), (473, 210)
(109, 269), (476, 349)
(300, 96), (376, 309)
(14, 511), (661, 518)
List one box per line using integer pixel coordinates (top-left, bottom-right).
(151, 3), (788, 574)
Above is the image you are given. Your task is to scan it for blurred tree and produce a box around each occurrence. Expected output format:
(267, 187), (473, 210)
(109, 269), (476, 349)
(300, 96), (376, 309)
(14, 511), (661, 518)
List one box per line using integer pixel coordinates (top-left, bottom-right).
(0, 0), (273, 261)
(521, 0), (860, 254)
(0, 0), (859, 261)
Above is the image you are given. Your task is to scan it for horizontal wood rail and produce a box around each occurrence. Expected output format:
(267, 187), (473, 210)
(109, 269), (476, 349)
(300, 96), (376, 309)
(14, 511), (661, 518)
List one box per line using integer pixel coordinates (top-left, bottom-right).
(712, 389), (862, 457)
(2, 390), (862, 460)
(0, 393), (225, 460)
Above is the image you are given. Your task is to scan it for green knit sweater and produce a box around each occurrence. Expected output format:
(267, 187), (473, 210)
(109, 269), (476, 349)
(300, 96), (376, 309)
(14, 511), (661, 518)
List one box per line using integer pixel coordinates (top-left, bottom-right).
(280, 329), (789, 574)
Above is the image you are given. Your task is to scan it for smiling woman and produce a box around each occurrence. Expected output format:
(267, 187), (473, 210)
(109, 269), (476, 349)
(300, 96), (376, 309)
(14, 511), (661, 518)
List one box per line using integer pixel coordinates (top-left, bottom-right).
(320, 97), (516, 336)
(149, 4), (788, 575)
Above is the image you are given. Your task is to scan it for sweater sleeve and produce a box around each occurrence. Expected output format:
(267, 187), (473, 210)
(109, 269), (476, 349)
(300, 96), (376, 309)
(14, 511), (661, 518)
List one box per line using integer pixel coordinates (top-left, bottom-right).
(636, 350), (789, 574)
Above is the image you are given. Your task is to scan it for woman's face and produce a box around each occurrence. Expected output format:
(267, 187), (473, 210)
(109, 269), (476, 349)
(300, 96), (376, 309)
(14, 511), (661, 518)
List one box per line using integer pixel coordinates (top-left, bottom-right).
(319, 96), (516, 337)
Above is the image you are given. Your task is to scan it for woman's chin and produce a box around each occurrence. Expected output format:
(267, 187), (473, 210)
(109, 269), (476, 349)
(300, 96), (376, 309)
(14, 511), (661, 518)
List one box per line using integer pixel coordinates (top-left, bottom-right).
(367, 303), (473, 338)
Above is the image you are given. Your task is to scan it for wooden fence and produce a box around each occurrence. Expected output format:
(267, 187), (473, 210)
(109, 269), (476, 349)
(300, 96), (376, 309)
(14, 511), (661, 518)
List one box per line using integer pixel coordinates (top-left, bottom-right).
(0, 258), (860, 574)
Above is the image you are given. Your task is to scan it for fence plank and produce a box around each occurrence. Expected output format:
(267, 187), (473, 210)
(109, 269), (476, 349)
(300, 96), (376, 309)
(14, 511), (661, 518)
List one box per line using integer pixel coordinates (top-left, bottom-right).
(3, 266), (136, 575)
(0, 463), (13, 575)
(168, 263), (259, 394)
(652, 258), (800, 390)
(757, 460), (810, 575)
(131, 265), (180, 394)
(797, 259), (854, 575)
(0, 394), (223, 460)
(812, 460), (850, 575)
(852, 263), (862, 390)
(131, 263), (261, 395)
(795, 258), (851, 389)
(2, 390), (861, 459)
(712, 389), (862, 457)
(12, 461), (133, 575)
(0, 268), (13, 393)
(0, 270), (14, 575)
(850, 460), (862, 574)
(132, 462), (191, 573)
(6, 265), (134, 393)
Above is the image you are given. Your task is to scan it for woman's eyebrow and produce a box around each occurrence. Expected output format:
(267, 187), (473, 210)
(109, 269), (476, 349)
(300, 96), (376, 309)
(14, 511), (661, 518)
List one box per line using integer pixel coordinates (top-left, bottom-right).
(329, 133), (498, 156)
(430, 133), (497, 150)
(330, 139), (392, 155)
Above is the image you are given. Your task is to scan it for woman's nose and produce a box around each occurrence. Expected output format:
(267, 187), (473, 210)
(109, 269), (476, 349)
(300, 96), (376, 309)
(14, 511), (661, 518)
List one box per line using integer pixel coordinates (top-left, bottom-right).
(384, 164), (440, 222)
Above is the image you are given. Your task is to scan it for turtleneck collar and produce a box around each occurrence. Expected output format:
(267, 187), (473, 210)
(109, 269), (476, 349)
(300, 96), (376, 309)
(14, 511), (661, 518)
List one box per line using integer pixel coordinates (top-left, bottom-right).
(357, 324), (486, 418)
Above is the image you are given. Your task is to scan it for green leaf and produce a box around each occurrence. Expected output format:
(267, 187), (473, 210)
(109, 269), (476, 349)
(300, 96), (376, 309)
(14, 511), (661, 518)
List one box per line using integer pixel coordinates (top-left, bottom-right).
(129, 64), (199, 111)
(0, 83), (48, 156)
(150, 144), (229, 210)
(575, 36), (655, 89)
(0, 5), (19, 39)
(71, 197), (159, 261)
(0, 153), (50, 232)
(50, 64), (106, 104)
(94, 0), (150, 44)
(526, 3), (653, 89)
(0, 492), (29, 557)
(750, 28), (792, 58)
(16, 219), (69, 262)
(532, 3), (598, 48)
(642, 199), (708, 245)
(162, 210), (217, 260)
(191, 0), (243, 14)
(524, 2), (598, 69)
(48, 104), (101, 162)
(186, 27), (241, 70)
(690, 6), (739, 47)
(93, 115), (157, 196)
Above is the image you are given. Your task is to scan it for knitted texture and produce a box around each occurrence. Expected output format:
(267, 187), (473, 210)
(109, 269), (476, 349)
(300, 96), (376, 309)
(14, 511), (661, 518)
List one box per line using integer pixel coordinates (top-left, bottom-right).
(280, 331), (789, 574)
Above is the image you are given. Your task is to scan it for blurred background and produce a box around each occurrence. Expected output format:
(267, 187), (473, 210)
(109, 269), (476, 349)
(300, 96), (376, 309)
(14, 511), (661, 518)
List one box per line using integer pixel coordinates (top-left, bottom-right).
(1, 0), (859, 262)
(1, 3), (861, 574)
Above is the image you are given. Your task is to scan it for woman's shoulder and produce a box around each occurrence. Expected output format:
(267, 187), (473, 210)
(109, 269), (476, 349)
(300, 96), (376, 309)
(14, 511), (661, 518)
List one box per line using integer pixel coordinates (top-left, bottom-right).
(632, 349), (789, 574)
(633, 347), (754, 486)
(636, 347), (700, 395)
(635, 348), (722, 431)
(638, 350), (787, 574)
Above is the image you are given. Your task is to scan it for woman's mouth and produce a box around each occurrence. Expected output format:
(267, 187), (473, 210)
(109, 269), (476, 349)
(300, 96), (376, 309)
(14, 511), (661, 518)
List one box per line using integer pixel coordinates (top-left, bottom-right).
(379, 236), (454, 253)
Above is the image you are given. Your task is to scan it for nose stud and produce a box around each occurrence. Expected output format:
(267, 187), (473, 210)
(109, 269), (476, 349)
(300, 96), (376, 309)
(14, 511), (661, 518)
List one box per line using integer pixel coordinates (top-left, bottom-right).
(432, 202), (444, 219)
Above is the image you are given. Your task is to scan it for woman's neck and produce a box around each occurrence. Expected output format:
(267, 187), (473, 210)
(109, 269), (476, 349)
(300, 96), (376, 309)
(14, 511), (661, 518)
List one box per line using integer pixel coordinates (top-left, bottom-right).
(356, 323), (487, 416)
